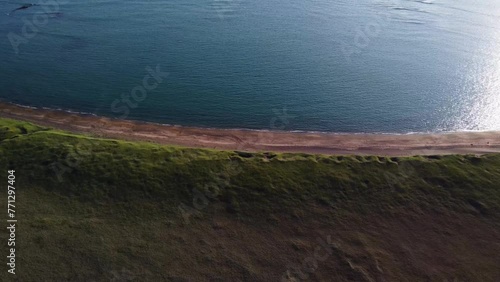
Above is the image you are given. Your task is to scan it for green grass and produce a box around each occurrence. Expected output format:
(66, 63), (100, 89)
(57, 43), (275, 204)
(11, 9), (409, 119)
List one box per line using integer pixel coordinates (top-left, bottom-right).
(0, 117), (499, 216)
(1, 117), (500, 281)
(0, 118), (47, 140)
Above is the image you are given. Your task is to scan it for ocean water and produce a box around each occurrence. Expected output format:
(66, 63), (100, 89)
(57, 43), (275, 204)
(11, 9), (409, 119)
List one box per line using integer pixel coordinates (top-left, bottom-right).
(0, 0), (499, 133)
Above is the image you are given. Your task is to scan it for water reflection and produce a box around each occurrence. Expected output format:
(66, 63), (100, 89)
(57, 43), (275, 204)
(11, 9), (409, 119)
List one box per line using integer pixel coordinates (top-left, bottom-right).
(452, 31), (500, 131)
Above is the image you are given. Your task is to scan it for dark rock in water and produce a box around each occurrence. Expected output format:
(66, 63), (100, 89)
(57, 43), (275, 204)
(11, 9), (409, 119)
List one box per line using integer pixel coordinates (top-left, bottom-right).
(8, 4), (38, 15)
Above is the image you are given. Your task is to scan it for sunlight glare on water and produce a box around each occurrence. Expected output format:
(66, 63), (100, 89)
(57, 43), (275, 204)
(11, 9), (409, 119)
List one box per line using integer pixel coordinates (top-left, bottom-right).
(451, 29), (500, 131)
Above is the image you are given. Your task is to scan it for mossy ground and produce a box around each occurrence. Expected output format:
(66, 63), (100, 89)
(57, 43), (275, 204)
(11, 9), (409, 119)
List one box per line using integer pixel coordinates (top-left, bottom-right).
(0, 118), (499, 281)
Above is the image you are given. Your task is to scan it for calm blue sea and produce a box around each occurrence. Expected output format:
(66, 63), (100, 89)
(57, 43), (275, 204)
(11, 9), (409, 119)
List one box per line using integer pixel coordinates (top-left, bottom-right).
(0, 0), (499, 133)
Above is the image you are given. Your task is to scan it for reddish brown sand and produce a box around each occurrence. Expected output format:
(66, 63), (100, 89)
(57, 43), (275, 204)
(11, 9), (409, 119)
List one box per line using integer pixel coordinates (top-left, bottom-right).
(1, 102), (500, 156)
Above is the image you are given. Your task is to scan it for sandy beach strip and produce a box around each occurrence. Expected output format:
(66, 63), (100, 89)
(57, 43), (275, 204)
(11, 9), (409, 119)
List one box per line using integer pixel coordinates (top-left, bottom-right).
(1, 102), (499, 156)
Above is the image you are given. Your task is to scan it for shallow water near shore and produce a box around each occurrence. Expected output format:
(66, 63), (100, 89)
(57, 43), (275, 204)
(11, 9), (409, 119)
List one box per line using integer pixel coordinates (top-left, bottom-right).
(1, 0), (499, 133)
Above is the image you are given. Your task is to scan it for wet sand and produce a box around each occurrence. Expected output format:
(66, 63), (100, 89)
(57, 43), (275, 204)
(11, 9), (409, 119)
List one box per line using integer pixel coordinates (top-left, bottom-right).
(1, 102), (499, 156)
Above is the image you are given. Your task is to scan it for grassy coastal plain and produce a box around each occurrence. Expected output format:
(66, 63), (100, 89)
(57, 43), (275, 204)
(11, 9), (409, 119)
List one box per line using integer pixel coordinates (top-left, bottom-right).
(1, 117), (500, 281)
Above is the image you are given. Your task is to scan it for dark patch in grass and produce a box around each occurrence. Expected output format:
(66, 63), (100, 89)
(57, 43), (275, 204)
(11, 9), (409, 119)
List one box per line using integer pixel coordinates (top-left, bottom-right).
(468, 199), (489, 215)
(235, 151), (254, 158)
(427, 155), (442, 160)
(263, 152), (277, 159)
